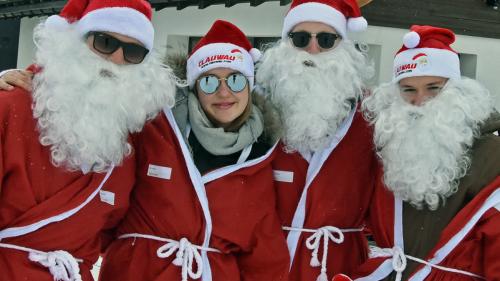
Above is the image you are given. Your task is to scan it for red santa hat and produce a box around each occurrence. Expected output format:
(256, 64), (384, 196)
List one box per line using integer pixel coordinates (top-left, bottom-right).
(281, 0), (367, 39)
(45, 0), (154, 51)
(393, 25), (461, 82)
(186, 20), (261, 90)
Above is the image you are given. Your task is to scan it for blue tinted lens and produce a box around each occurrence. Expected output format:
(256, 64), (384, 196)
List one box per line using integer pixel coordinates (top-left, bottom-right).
(226, 73), (248, 92)
(198, 75), (220, 94)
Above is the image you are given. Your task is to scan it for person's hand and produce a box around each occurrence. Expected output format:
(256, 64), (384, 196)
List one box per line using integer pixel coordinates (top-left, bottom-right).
(0, 70), (33, 91)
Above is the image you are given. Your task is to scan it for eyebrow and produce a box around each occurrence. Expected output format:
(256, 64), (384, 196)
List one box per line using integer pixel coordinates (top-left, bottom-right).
(427, 82), (445, 86)
(400, 81), (445, 88)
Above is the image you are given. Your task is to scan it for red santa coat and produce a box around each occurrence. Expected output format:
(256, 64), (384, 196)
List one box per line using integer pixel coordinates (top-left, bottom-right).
(273, 108), (377, 281)
(0, 88), (136, 280)
(99, 109), (290, 281)
(352, 173), (500, 281)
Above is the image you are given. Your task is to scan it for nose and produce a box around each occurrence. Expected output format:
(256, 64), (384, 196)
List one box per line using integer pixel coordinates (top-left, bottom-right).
(408, 96), (420, 106)
(216, 81), (233, 97)
(107, 47), (127, 65)
(410, 91), (432, 106)
(305, 37), (321, 54)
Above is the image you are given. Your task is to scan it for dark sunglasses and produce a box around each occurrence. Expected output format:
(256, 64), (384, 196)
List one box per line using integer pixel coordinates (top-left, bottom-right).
(197, 73), (248, 94)
(288, 31), (342, 50)
(88, 32), (149, 64)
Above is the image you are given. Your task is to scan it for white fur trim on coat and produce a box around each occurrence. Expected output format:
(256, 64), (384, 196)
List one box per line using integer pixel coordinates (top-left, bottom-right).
(77, 7), (154, 50)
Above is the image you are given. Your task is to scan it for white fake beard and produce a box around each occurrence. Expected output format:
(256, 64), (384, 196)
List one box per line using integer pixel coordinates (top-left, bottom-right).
(362, 78), (494, 210)
(256, 40), (373, 154)
(32, 23), (177, 173)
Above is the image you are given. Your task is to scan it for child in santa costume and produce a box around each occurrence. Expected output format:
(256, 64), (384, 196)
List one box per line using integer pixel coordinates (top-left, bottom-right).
(352, 25), (500, 281)
(0, 0), (176, 280)
(256, 0), (377, 280)
(98, 20), (290, 281)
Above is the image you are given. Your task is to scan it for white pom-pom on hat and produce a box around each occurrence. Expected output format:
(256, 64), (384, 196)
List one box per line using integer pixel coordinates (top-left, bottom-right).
(45, 15), (71, 31)
(249, 48), (262, 62)
(347, 16), (368, 32)
(403, 31), (420, 48)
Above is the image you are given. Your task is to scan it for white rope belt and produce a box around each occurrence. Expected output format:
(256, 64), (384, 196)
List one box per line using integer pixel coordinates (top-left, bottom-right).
(369, 246), (485, 280)
(0, 242), (83, 281)
(118, 233), (221, 281)
(284, 225), (364, 281)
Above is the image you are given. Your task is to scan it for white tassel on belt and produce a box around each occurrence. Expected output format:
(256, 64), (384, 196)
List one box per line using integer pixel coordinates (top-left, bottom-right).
(0, 242), (82, 281)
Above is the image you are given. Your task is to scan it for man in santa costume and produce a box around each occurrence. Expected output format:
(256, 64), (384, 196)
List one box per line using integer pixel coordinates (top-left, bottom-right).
(0, 0), (176, 279)
(352, 25), (500, 280)
(256, 0), (378, 280)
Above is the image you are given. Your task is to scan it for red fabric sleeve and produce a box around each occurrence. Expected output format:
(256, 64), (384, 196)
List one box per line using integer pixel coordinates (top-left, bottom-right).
(483, 207), (500, 280)
(26, 64), (42, 74)
(0, 118), (3, 196)
(237, 212), (290, 281)
(0, 89), (10, 196)
(99, 151), (137, 253)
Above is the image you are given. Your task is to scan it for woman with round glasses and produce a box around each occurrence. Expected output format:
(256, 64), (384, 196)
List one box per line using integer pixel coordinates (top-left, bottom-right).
(97, 20), (290, 281)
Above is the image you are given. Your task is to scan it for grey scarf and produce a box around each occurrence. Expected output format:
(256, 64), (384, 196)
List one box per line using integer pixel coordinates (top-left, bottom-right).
(178, 91), (264, 156)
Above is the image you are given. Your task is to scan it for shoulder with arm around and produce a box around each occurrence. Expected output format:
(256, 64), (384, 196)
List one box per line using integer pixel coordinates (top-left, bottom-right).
(0, 87), (35, 133)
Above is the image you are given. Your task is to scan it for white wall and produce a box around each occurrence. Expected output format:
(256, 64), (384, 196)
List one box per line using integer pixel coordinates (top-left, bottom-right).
(151, 2), (288, 57)
(17, 16), (43, 69)
(16, 2), (500, 109)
